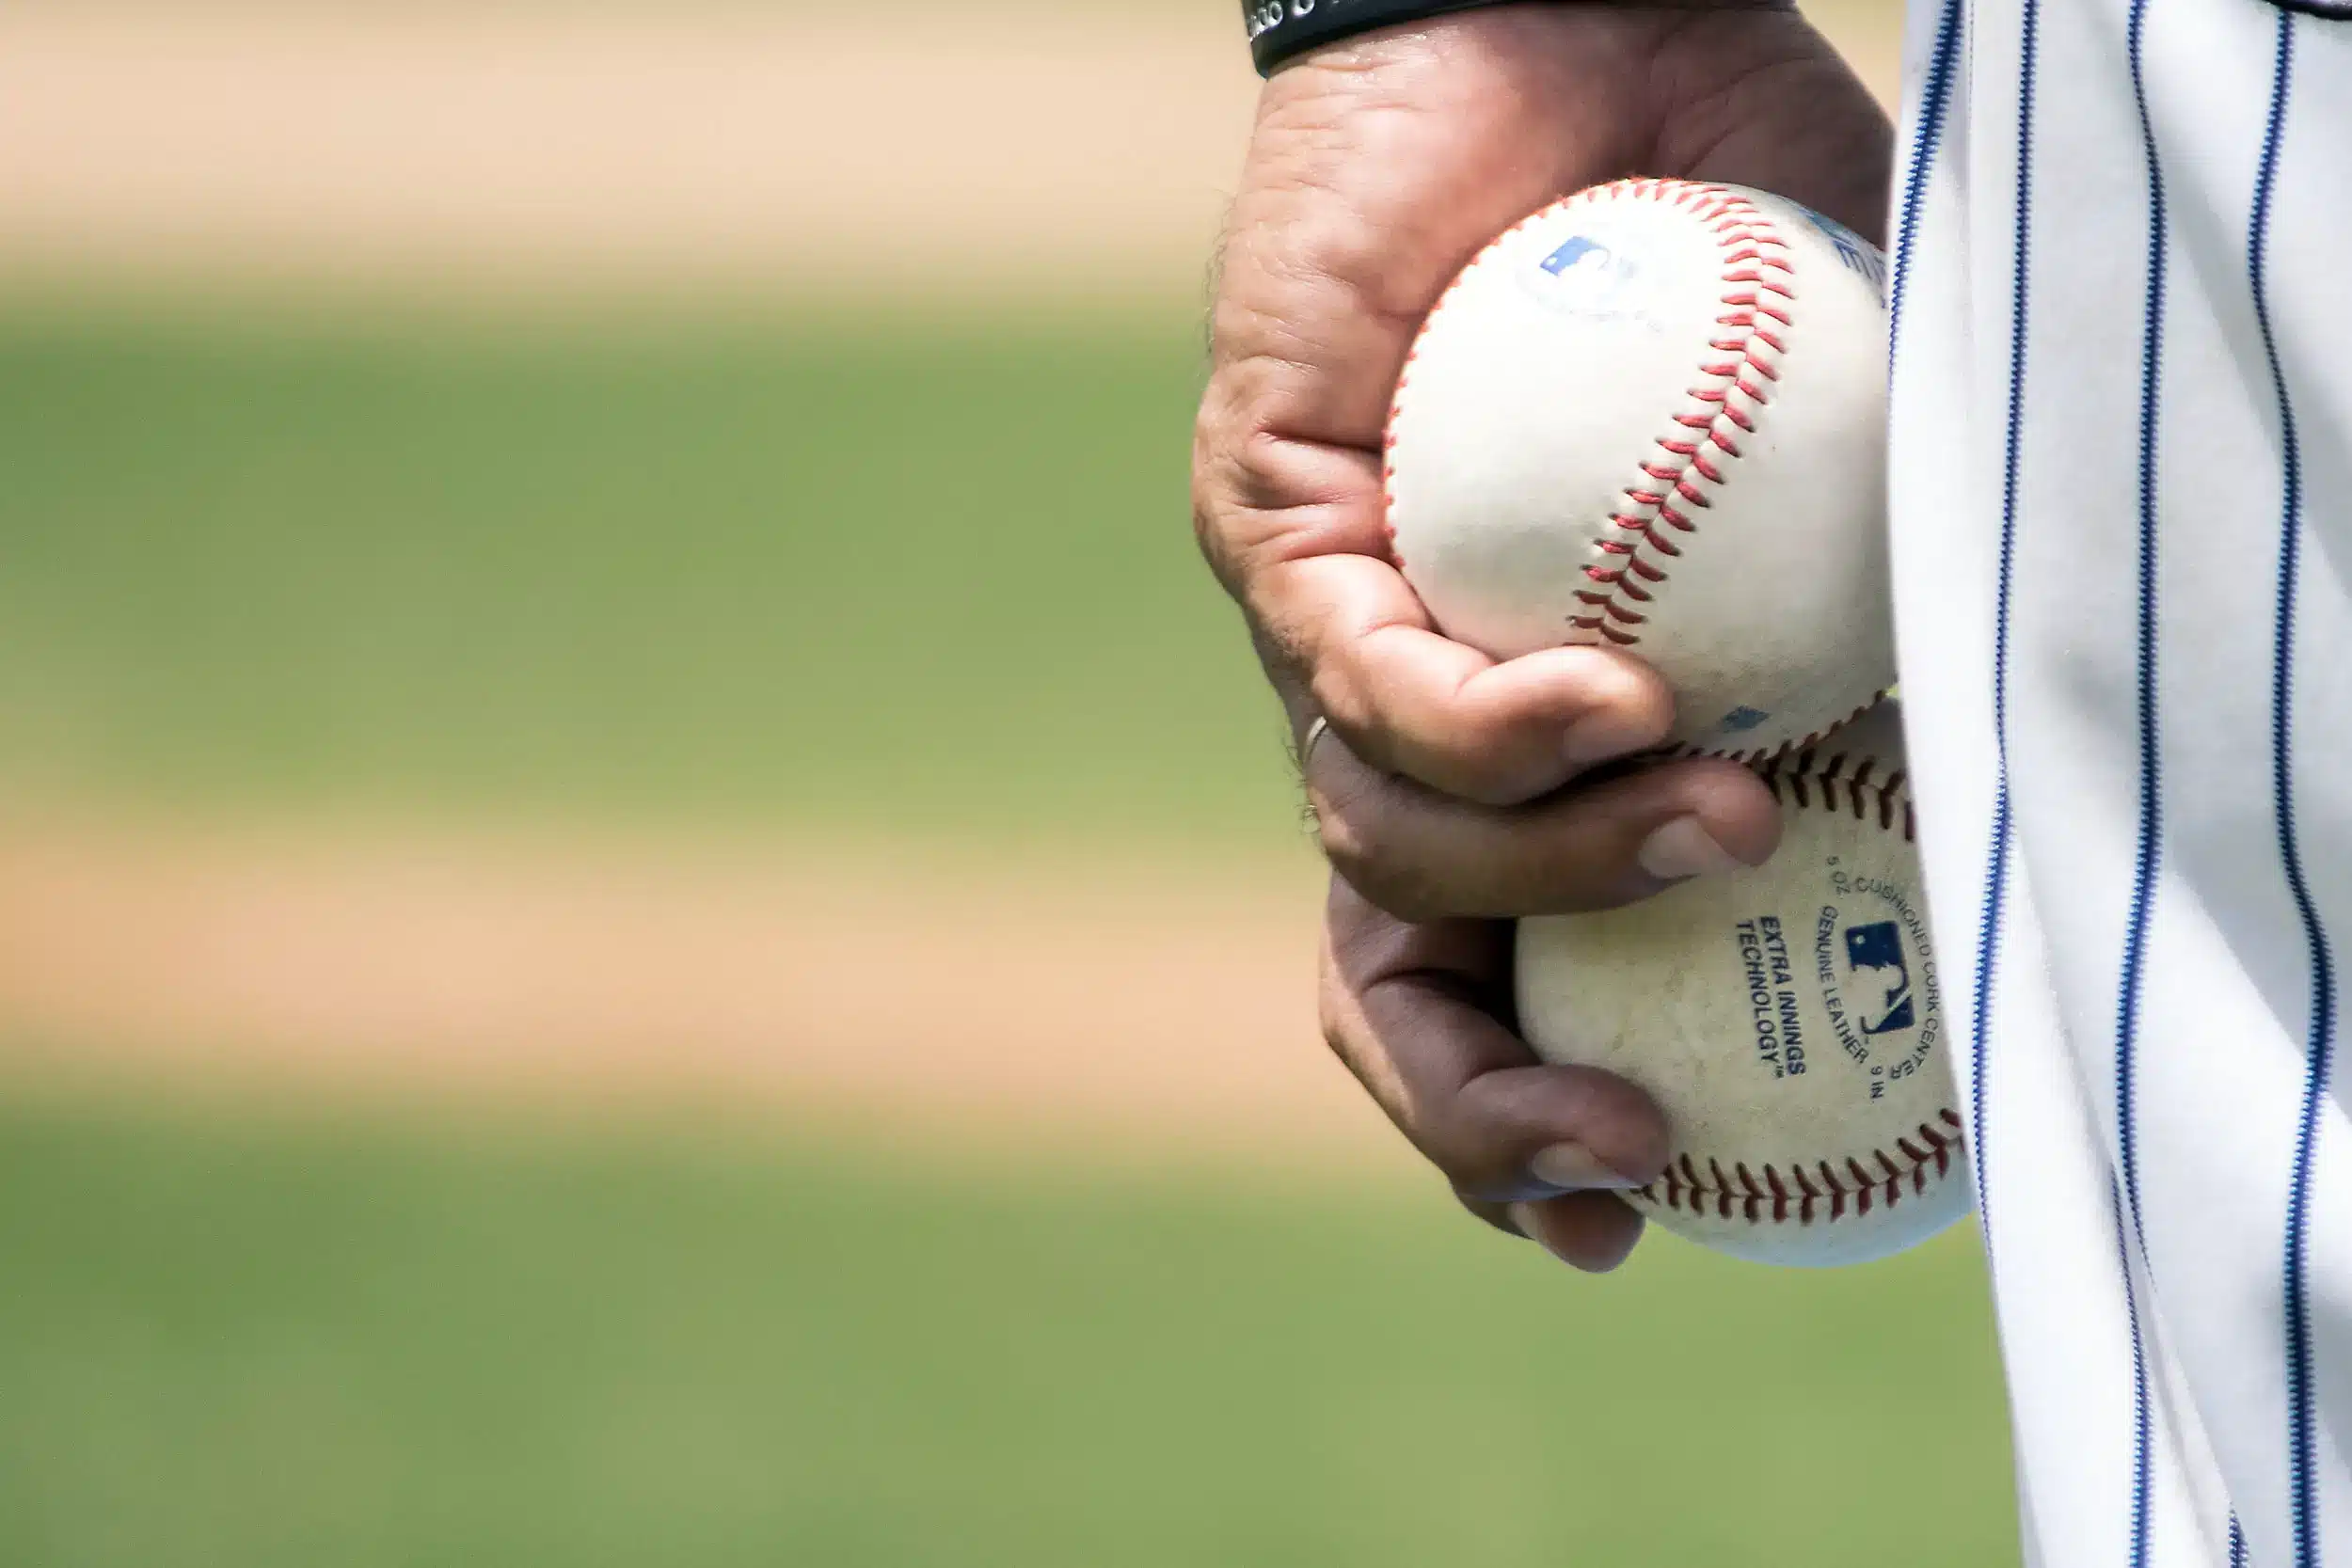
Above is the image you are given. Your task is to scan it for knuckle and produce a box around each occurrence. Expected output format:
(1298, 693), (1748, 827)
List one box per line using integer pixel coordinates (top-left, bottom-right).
(1336, 1069), (1494, 1193)
(1315, 988), (1367, 1076)
(1315, 969), (1424, 1148)
(1189, 487), (1239, 594)
(1189, 407), (1255, 592)
(1198, 367), (1299, 508)
(1306, 663), (1378, 752)
(1424, 1115), (1541, 1203)
(1314, 807), (1381, 892)
(1327, 850), (1450, 925)
(1316, 798), (1462, 921)
(1313, 793), (1446, 920)
(1315, 995), (1351, 1062)
(1188, 376), (1297, 579)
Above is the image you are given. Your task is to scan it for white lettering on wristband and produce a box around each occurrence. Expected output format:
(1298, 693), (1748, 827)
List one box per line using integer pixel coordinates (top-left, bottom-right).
(1252, 0), (1367, 45)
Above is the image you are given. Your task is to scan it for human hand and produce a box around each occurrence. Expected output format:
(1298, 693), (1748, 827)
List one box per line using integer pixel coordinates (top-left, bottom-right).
(1321, 876), (1672, 1269)
(1195, 4), (1893, 1263)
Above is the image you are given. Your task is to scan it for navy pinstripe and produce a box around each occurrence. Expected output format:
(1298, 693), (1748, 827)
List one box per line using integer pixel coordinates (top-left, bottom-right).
(1888, 0), (1964, 369)
(1883, 0), (2008, 1233)
(2116, 0), (2168, 1552)
(2116, 0), (2168, 1240)
(2115, 1176), (2157, 1568)
(1879, 0), (2352, 1557)
(2249, 15), (2334, 1564)
(1971, 0), (2042, 1250)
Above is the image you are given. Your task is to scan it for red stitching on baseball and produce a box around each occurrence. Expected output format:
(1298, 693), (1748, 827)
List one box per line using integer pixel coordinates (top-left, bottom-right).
(1721, 293), (1794, 325)
(1383, 182), (1820, 663)
(1661, 692), (1904, 791)
(1748, 730), (1916, 841)
(1638, 1110), (1964, 1227)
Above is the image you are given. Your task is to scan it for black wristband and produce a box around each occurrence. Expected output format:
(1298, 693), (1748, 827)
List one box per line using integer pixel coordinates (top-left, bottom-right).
(1244, 0), (1511, 75)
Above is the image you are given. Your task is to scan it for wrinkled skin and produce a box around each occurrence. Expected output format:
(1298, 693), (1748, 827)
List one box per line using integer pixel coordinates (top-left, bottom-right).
(1194, 4), (1892, 1269)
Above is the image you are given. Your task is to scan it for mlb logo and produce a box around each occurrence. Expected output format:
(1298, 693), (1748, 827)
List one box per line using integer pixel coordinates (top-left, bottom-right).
(1531, 234), (1636, 313)
(1801, 206), (1889, 299)
(1844, 921), (1917, 1037)
(1539, 236), (1612, 277)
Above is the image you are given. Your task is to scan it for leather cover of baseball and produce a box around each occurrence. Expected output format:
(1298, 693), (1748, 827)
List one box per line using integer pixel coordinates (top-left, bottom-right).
(1385, 179), (1895, 760)
(1516, 704), (1970, 1267)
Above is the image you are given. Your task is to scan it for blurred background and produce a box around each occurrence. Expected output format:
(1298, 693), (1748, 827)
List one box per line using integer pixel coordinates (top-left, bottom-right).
(0, 5), (2011, 1565)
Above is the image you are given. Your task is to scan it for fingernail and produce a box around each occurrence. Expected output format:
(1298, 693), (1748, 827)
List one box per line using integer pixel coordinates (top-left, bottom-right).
(1563, 710), (1663, 770)
(1637, 816), (1746, 882)
(1530, 1142), (1646, 1192)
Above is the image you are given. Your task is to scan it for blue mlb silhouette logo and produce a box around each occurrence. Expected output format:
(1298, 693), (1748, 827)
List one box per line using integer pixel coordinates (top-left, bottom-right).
(1844, 921), (1917, 1036)
(1539, 237), (1610, 277)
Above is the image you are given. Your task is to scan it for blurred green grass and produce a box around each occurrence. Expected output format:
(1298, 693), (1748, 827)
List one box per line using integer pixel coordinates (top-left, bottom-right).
(0, 305), (1292, 846)
(0, 301), (2013, 1565)
(0, 1092), (2014, 1568)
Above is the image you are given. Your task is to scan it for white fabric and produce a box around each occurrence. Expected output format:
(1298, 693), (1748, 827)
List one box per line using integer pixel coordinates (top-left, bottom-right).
(1887, 0), (2352, 1560)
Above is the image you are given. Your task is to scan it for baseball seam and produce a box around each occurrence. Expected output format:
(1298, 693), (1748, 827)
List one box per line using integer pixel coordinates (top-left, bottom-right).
(1642, 1109), (1965, 1225)
(1635, 726), (1955, 1230)
(1672, 695), (1885, 769)
(1755, 730), (1919, 842)
(1565, 180), (1789, 661)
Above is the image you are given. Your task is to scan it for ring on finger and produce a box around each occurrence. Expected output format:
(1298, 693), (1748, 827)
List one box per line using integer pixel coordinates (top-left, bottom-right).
(1300, 715), (1333, 771)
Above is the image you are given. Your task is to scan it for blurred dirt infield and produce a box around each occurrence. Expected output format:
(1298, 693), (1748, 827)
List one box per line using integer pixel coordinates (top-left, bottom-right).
(0, 816), (1400, 1168)
(0, 6), (1259, 306)
(0, 3), (1899, 1155)
(0, 4), (1898, 306)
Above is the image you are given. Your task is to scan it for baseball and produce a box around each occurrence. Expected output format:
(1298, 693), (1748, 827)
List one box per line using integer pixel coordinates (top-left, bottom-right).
(1384, 179), (1895, 760)
(1516, 703), (1967, 1267)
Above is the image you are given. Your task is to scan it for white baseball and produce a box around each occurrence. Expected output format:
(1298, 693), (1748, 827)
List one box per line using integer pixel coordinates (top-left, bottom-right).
(1516, 704), (1968, 1267)
(1384, 179), (1895, 760)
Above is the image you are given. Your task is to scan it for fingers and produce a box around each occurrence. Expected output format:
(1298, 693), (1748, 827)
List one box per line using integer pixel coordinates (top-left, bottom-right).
(1255, 550), (1678, 807)
(1193, 19), (1676, 812)
(1310, 723), (1781, 921)
(1510, 1196), (1649, 1274)
(1321, 883), (1671, 1206)
(1198, 447), (1682, 806)
(1454, 1193), (1649, 1274)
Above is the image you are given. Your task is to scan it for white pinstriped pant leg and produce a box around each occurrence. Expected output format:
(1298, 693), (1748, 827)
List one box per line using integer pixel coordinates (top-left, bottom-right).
(1889, 0), (2352, 1561)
